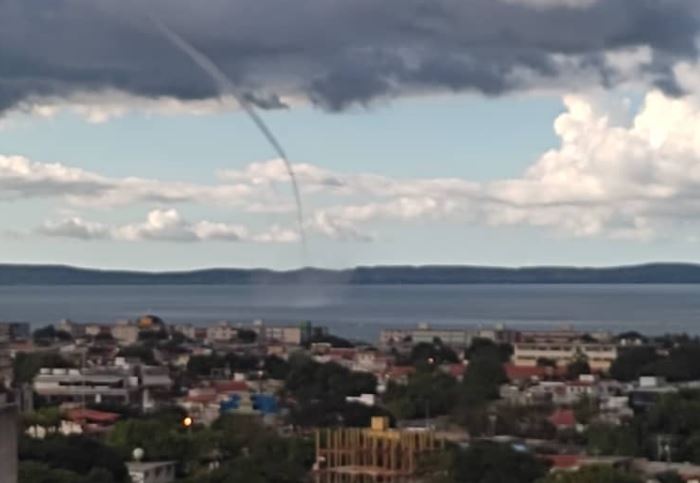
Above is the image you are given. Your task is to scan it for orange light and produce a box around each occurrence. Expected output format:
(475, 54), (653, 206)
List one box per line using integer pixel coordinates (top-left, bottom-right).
(182, 416), (193, 428)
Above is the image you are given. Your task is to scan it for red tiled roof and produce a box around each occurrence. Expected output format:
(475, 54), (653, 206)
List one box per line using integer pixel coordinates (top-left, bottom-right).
(387, 366), (416, 379)
(329, 348), (357, 359)
(543, 454), (581, 469)
(446, 364), (466, 378)
(504, 364), (548, 381)
(65, 409), (120, 424)
(185, 394), (218, 404)
(213, 380), (249, 393)
(549, 409), (576, 428)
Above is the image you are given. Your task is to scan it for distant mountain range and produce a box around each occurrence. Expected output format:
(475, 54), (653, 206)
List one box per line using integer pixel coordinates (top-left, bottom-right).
(1, 263), (700, 285)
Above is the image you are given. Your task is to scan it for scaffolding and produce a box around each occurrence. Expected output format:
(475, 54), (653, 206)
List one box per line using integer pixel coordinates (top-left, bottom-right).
(314, 417), (444, 483)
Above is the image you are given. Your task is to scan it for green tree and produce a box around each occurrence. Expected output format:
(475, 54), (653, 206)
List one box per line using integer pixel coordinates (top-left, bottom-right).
(284, 355), (376, 404)
(567, 360), (591, 380)
(430, 442), (548, 483)
(237, 329), (258, 344)
(609, 346), (659, 382)
(19, 434), (127, 482)
(23, 406), (62, 434)
(410, 341), (458, 367)
(384, 369), (458, 420)
(537, 465), (642, 483)
(14, 352), (74, 385)
(655, 471), (684, 483)
(465, 338), (513, 363)
(460, 349), (507, 406)
(179, 414), (313, 483)
(19, 461), (80, 483)
(572, 395), (598, 426)
(32, 325), (72, 346)
(264, 355), (290, 380)
(584, 423), (639, 457)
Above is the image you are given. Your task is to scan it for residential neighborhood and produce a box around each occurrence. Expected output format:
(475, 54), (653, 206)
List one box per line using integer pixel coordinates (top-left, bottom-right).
(4, 316), (700, 482)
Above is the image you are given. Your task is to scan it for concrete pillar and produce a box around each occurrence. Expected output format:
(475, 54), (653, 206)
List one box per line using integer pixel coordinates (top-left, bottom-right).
(0, 402), (18, 483)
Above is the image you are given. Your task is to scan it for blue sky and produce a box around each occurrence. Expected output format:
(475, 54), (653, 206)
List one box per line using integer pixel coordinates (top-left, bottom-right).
(2, 0), (700, 270)
(2, 89), (700, 270)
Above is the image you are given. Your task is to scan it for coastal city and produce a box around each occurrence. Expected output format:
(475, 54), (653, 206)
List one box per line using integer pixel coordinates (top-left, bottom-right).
(5, 0), (700, 481)
(3, 315), (700, 482)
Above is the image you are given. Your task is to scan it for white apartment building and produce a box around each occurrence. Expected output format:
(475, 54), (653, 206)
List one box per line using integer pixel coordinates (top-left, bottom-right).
(34, 368), (136, 405)
(173, 324), (198, 340)
(380, 324), (498, 348)
(112, 321), (140, 345)
(33, 365), (172, 408)
(261, 326), (303, 346)
(206, 322), (238, 343)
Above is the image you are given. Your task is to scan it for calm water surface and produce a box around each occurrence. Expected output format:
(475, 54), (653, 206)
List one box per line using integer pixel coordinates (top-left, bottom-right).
(1, 284), (700, 341)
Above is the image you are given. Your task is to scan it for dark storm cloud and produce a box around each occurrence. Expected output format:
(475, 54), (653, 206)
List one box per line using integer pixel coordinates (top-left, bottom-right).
(0, 0), (699, 112)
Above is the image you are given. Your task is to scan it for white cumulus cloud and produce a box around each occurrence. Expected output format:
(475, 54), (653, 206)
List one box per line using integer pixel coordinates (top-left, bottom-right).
(38, 209), (299, 244)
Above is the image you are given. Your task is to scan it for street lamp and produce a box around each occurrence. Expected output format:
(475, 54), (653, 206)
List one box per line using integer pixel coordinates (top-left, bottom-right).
(182, 416), (193, 432)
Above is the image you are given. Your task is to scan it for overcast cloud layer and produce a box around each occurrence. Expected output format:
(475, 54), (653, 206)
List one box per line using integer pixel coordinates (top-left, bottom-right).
(2, 0), (700, 114)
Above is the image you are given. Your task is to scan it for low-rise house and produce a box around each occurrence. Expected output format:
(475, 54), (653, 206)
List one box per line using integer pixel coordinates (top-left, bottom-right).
(172, 324), (198, 341)
(65, 408), (120, 434)
(127, 461), (176, 483)
(26, 408), (120, 438)
(504, 363), (553, 384)
(548, 409), (577, 431)
(112, 320), (140, 346)
(633, 460), (700, 482)
(628, 377), (678, 411)
(85, 324), (106, 338)
(352, 350), (392, 374)
(346, 394), (377, 407)
(441, 363), (467, 382)
(379, 366), (416, 390)
(179, 379), (279, 425)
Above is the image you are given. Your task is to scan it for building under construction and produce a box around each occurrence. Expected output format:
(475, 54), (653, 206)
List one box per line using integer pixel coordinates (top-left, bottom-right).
(314, 417), (444, 483)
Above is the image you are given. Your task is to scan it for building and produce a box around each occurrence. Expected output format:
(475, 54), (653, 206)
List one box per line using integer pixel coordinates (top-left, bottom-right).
(33, 364), (172, 409)
(206, 322), (238, 343)
(261, 325), (304, 346)
(34, 367), (137, 405)
(379, 324), (506, 349)
(85, 324), (106, 338)
(314, 416), (444, 483)
(26, 408), (120, 438)
(0, 397), (18, 483)
(112, 320), (140, 346)
(127, 461), (176, 483)
(512, 341), (617, 371)
(0, 329), (12, 389)
(0, 322), (30, 342)
(172, 324), (198, 341)
(56, 319), (86, 339)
